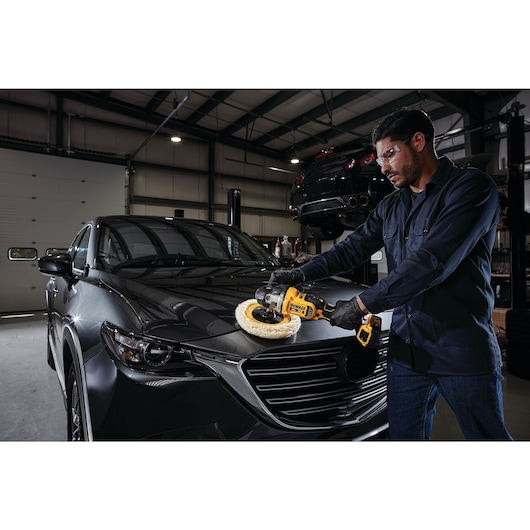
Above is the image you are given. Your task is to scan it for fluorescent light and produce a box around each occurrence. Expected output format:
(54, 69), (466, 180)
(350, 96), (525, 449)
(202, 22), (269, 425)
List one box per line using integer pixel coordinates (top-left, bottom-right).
(170, 135), (182, 143)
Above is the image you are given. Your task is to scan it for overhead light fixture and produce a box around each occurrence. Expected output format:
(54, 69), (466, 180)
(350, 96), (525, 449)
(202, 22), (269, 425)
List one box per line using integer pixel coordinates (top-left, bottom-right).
(267, 166), (298, 175)
(170, 135), (182, 143)
(290, 156), (300, 165)
(445, 127), (464, 137)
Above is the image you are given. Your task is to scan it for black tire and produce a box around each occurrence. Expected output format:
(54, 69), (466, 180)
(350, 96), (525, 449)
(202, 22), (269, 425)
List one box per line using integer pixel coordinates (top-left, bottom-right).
(66, 364), (87, 441)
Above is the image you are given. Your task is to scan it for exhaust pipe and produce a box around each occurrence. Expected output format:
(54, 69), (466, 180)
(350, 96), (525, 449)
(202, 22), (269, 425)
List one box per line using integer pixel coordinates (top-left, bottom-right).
(359, 194), (370, 207)
(290, 207), (300, 219)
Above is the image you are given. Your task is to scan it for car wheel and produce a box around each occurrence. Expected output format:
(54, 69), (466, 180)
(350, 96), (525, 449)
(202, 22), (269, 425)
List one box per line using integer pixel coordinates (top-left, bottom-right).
(66, 364), (86, 441)
(308, 220), (344, 240)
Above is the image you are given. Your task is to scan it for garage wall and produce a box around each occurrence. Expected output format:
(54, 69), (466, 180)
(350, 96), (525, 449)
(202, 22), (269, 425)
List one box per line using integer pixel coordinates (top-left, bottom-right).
(0, 148), (125, 312)
(0, 90), (303, 244)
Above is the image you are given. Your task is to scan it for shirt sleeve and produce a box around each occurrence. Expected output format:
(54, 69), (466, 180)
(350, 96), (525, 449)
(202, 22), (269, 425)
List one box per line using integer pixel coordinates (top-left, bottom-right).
(299, 201), (386, 282)
(359, 169), (500, 313)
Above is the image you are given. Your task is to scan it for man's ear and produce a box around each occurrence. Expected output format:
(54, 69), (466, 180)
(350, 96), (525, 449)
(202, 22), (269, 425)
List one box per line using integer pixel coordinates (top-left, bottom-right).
(412, 132), (426, 152)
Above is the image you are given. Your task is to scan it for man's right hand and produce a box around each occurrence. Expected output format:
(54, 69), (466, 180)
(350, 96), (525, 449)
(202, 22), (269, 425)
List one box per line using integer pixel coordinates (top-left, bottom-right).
(268, 268), (305, 286)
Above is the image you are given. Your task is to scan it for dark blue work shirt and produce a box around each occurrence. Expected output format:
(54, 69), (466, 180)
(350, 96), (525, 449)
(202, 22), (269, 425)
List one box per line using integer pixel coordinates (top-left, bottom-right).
(300, 157), (502, 375)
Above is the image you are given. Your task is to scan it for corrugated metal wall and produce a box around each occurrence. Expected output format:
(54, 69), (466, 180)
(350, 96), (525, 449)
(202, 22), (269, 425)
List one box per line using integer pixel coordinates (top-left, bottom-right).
(0, 148), (125, 312)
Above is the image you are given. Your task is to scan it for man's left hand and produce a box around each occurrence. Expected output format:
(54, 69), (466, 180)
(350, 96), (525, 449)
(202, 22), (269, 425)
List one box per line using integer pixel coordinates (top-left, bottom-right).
(330, 297), (365, 330)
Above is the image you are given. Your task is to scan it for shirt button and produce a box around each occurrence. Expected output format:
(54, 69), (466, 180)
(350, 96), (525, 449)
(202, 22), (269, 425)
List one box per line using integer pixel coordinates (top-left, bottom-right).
(407, 313), (412, 319)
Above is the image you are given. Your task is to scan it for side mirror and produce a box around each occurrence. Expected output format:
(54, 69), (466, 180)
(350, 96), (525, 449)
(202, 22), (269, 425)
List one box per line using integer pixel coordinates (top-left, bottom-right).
(38, 253), (73, 277)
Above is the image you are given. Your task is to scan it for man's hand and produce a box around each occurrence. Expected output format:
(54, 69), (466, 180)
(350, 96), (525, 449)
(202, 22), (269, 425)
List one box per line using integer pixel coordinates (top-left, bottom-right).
(330, 297), (366, 330)
(268, 268), (305, 286)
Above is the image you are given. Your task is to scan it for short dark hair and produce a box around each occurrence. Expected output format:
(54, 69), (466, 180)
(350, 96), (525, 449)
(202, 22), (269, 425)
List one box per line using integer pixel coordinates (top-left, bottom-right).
(372, 108), (435, 146)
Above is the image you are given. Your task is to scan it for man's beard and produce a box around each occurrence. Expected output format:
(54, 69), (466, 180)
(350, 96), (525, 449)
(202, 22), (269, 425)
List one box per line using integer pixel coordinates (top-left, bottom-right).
(391, 152), (422, 189)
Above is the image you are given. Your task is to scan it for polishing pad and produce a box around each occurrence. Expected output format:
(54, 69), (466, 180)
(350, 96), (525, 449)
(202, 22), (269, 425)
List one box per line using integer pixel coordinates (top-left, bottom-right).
(235, 299), (301, 339)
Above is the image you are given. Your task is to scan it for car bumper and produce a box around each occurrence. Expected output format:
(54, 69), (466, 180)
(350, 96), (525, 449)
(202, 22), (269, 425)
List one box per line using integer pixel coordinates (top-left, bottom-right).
(87, 333), (389, 441)
(97, 369), (388, 440)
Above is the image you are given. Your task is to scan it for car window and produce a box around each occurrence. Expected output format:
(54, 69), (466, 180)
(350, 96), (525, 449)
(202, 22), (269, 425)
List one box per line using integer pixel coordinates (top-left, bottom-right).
(147, 224), (195, 256)
(8, 247), (38, 261)
(185, 224), (231, 259)
(72, 227), (91, 272)
(97, 218), (279, 271)
(98, 225), (129, 266)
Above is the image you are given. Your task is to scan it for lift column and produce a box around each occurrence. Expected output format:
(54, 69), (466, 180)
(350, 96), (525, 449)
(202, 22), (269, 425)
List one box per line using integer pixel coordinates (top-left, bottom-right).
(505, 104), (530, 379)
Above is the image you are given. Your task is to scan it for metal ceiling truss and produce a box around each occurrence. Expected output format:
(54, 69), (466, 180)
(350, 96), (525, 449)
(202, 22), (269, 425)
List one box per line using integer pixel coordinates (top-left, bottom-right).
(0, 89), (524, 168)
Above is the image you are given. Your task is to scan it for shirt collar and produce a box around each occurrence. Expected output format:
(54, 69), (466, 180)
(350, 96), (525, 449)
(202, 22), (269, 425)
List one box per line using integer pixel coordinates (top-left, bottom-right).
(428, 156), (455, 189)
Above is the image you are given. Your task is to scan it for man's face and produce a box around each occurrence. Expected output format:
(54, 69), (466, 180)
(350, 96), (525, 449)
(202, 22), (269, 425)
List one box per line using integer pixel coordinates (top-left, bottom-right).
(375, 137), (422, 190)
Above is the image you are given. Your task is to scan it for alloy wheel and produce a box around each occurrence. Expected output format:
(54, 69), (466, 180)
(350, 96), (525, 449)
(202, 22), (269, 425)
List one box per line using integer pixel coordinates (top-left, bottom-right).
(67, 366), (85, 441)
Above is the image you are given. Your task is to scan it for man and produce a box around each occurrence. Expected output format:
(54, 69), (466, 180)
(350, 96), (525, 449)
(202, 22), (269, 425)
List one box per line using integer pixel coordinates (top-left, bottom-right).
(271, 108), (512, 440)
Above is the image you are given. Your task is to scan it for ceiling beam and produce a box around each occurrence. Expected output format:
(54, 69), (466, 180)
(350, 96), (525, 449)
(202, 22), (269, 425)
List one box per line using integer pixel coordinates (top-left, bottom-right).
(145, 90), (172, 114)
(252, 90), (372, 149)
(185, 90), (235, 126)
(220, 90), (301, 137)
(47, 90), (286, 162)
(289, 91), (431, 154)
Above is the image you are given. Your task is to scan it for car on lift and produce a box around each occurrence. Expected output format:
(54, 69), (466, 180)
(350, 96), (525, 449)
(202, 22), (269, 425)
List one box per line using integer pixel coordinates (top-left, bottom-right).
(38, 215), (391, 441)
(289, 143), (395, 240)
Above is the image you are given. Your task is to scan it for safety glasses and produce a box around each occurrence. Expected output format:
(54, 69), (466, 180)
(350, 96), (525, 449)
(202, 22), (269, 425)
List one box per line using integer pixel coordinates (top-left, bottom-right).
(376, 144), (401, 167)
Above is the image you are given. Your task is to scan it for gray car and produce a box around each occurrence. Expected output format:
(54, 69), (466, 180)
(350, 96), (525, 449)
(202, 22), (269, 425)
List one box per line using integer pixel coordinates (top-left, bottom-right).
(38, 215), (391, 440)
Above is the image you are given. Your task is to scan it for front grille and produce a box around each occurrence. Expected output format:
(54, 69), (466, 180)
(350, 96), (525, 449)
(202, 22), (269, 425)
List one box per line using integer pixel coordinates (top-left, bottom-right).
(242, 333), (388, 427)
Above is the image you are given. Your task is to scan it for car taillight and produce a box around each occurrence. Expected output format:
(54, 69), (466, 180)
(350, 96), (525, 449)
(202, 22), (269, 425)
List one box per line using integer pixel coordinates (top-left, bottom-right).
(295, 173), (305, 186)
(344, 158), (356, 170)
(360, 153), (376, 167)
(315, 148), (334, 159)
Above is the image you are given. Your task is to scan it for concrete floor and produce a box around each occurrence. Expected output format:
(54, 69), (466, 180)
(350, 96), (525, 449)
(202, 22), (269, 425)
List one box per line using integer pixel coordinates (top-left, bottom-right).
(0, 312), (65, 441)
(1, 312), (529, 441)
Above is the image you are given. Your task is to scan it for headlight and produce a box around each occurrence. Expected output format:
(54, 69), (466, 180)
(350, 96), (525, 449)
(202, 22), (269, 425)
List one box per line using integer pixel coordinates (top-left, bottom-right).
(102, 322), (193, 371)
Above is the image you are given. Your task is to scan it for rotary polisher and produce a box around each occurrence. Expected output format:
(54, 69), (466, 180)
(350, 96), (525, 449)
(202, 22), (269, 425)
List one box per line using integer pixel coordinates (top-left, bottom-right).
(235, 284), (381, 344)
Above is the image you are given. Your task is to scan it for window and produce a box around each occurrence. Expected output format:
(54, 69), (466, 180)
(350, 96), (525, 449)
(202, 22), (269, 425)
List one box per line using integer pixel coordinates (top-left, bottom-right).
(7, 248), (38, 261)
(46, 248), (69, 256)
(72, 227), (91, 272)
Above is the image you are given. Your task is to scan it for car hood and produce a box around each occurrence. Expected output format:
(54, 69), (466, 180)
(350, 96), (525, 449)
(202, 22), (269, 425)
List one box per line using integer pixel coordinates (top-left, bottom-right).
(101, 265), (389, 354)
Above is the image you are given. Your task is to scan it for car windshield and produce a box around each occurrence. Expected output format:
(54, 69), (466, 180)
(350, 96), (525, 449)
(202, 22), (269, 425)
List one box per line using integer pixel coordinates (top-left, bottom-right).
(97, 217), (279, 272)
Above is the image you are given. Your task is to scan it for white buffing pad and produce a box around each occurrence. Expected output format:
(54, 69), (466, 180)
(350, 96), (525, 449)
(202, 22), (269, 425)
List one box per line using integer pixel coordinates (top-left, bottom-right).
(235, 298), (301, 339)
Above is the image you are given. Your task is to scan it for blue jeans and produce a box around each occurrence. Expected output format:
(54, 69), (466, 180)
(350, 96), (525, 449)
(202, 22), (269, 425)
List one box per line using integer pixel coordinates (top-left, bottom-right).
(386, 360), (513, 440)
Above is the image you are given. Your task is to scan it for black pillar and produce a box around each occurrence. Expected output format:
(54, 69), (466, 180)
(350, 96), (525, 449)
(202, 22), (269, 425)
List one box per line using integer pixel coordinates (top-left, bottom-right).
(227, 188), (241, 229)
(507, 110), (526, 310)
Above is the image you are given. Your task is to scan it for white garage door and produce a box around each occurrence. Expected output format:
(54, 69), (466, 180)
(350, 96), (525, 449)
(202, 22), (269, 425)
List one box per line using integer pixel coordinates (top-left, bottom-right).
(0, 148), (125, 313)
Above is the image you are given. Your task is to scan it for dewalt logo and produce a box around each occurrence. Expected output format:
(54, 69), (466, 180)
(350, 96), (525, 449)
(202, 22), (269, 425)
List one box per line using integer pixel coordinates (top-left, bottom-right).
(290, 302), (313, 318)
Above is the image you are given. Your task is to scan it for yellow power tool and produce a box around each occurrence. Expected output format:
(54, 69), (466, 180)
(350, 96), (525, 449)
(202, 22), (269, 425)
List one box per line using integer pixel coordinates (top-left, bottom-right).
(235, 284), (381, 346)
